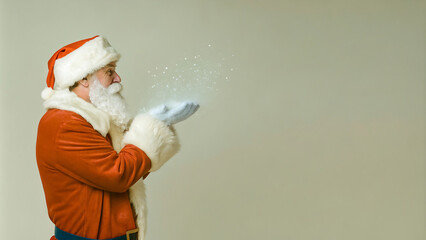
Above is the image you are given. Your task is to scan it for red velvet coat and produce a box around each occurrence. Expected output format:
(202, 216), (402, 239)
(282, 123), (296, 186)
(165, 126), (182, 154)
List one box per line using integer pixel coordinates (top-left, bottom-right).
(36, 109), (152, 239)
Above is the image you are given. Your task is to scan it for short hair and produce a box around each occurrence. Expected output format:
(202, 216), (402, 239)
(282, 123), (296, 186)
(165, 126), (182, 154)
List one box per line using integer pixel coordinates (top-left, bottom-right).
(68, 76), (89, 91)
(68, 81), (79, 91)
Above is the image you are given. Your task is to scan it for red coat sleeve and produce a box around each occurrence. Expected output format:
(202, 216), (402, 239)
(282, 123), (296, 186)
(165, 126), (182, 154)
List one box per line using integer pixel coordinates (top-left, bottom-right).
(53, 117), (151, 193)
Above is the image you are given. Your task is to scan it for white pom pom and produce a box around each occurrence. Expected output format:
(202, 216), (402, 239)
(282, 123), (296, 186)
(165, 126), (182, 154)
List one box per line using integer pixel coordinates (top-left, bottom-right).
(41, 87), (54, 100)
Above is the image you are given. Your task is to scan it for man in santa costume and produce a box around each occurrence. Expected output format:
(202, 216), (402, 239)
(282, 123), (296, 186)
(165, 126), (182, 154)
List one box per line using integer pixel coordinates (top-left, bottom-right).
(36, 35), (199, 240)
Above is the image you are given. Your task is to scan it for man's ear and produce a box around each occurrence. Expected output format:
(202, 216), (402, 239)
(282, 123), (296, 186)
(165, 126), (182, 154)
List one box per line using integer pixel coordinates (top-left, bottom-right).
(79, 77), (90, 88)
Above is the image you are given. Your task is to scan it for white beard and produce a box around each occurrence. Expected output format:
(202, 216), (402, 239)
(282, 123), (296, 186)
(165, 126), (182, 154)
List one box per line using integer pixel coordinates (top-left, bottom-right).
(89, 77), (130, 131)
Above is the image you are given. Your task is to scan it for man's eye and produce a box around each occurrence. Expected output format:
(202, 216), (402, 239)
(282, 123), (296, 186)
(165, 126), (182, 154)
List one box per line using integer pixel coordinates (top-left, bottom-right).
(107, 70), (113, 76)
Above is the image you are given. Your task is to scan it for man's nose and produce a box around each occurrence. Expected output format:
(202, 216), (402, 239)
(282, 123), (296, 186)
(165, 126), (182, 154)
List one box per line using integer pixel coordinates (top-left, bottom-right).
(113, 72), (121, 83)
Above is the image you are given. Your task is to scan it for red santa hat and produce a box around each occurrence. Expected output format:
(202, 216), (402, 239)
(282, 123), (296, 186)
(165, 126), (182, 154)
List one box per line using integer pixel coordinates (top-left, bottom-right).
(42, 35), (121, 100)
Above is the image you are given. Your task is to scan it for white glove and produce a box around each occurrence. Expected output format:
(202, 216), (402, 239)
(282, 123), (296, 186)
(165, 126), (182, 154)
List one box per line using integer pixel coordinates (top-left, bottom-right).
(149, 101), (200, 125)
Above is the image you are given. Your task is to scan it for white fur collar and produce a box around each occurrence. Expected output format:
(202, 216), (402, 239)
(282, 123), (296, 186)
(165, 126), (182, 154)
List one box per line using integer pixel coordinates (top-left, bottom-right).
(43, 89), (110, 137)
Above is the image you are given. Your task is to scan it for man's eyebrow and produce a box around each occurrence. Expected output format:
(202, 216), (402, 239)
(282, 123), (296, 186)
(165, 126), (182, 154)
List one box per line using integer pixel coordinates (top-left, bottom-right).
(106, 63), (116, 68)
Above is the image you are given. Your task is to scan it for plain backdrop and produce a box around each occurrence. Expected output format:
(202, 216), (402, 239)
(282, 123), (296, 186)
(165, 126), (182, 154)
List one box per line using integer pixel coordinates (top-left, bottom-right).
(0, 1), (425, 240)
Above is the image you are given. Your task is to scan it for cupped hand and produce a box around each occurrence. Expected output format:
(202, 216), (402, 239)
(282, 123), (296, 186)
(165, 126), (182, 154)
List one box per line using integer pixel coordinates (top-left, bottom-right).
(149, 101), (200, 125)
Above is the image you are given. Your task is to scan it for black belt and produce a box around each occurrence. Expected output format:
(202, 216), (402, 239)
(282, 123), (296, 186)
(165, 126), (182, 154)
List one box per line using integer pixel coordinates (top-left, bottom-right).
(55, 227), (138, 240)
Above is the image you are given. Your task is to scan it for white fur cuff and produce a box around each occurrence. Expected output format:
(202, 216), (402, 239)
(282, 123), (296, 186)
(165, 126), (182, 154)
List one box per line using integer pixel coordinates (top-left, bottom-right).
(123, 114), (180, 172)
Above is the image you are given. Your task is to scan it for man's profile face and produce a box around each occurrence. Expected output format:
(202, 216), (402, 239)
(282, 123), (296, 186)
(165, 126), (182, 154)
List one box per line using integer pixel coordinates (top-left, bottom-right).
(93, 62), (121, 88)
(88, 62), (129, 128)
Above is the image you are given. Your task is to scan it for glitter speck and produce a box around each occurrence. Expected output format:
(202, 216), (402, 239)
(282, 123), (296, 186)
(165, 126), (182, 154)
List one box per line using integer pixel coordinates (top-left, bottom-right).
(230, 68), (234, 71)
(193, 64), (197, 66)
(162, 71), (166, 74)
(184, 57), (187, 60)
(208, 44), (212, 47)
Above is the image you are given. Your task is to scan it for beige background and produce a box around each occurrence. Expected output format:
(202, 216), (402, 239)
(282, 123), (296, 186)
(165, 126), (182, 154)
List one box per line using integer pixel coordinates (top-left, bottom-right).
(1, 0), (425, 239)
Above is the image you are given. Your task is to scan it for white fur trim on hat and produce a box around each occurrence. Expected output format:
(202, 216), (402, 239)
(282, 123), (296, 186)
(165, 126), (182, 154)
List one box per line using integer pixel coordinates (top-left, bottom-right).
(53, 36), (121, 90)
(123, 114), (180, 172)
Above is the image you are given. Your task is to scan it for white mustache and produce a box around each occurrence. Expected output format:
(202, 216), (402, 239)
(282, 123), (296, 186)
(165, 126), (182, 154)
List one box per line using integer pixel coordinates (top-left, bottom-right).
(107, 83), (122, 94)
